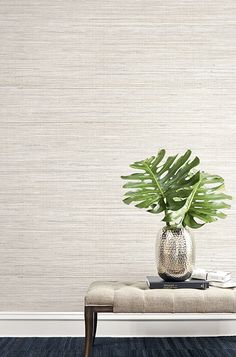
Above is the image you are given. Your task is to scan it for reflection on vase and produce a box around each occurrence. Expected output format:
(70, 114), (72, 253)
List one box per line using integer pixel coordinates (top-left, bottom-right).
(156, 226), (195, 282)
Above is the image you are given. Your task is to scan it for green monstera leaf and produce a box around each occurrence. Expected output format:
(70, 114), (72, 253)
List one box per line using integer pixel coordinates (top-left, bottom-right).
(163, 172), (232, 228)
(121, 149), (232, 229)
(121, 149), (200, 217)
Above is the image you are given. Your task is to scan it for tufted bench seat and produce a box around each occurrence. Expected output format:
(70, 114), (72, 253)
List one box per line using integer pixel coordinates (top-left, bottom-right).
(83, 281), (236, 356)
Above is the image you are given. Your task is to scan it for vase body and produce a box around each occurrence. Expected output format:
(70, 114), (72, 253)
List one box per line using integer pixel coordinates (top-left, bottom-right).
(156, 226), (195, 282)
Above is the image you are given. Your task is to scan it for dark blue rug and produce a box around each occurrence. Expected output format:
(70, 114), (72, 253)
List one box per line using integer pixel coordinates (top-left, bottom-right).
(0, 337), (236, 356)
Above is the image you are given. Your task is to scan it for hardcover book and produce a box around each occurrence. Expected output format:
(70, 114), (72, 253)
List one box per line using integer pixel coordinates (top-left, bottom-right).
(146, 276), (209, 290)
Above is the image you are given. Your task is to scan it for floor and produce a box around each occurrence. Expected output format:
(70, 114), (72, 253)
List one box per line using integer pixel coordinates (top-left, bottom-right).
(0, 337), (235, 356)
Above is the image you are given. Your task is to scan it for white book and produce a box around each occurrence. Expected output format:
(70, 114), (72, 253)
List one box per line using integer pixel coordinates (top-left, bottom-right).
(207, 271), (231, 282)
(209, 281), (236, 289)
(192, 268), (231, 283)
(191, 268), (207, 280)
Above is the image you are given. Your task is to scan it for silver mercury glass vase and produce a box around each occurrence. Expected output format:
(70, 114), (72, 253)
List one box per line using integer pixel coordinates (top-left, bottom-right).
(156, 226), (195, 282)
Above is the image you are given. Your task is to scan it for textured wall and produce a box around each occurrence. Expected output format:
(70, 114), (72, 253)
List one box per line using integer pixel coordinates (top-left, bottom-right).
(0, 1), (236, 311)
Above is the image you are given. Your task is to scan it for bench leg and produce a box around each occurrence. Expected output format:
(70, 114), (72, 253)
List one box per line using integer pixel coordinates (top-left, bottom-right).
(93, 312), (97, 344)
(84, 306), (94, 357)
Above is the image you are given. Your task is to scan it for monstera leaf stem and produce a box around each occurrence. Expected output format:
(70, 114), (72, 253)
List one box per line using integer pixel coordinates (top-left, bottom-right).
(181, 177), (202, 224)
(143, 162), (173, 227)
(143, 162), (165, 197)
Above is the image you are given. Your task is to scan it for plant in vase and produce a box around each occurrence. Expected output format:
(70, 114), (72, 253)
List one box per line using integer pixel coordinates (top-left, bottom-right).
(121, 149), (232, 282)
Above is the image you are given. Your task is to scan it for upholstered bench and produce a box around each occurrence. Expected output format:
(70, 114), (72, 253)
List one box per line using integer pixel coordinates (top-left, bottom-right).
(83, 281), (236, 357)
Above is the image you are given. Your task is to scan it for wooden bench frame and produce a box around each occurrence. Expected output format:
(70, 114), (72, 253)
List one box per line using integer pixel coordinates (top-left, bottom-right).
(84, 305), (113, 357)
(83, 304), (236, 357)
(83, 284), (236, 357)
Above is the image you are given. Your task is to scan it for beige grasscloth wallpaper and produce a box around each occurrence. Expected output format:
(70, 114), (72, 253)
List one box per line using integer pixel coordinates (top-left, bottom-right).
(0, 1), (236, 311)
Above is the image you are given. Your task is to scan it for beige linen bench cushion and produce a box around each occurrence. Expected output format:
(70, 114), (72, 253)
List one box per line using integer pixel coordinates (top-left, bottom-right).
(85, 281), (236, 313)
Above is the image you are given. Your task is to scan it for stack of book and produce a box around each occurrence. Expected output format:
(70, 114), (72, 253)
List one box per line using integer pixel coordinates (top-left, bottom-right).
(146, 276), (209, 290)
(146, 269), (236, 290)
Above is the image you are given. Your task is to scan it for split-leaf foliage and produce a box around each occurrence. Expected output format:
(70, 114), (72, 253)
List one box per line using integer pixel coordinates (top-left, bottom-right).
(121, 150), (232, 229)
